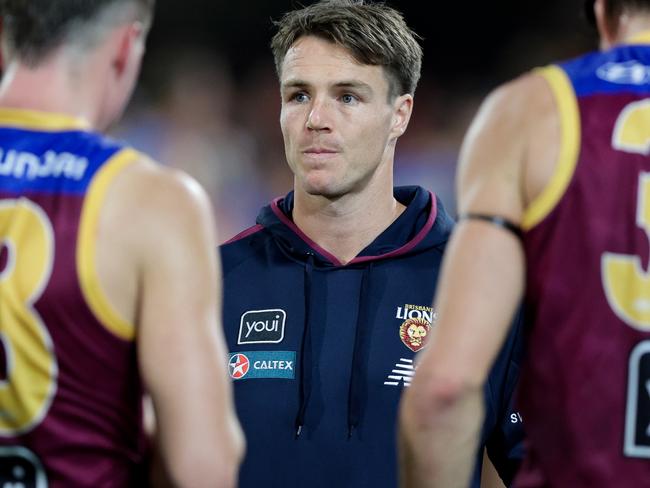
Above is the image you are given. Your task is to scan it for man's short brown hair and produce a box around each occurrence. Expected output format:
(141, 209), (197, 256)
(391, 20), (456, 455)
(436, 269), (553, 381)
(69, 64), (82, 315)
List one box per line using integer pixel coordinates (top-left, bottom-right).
(271, 0), (422, 99)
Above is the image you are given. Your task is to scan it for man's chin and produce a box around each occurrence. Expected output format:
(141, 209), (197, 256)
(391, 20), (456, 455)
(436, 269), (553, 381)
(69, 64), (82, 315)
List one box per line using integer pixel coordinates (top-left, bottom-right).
(301, 182), (347, 200)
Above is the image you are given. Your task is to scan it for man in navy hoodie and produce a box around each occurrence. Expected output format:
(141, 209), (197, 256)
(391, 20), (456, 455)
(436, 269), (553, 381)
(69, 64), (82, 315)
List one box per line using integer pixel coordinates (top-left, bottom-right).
(220, 1), (524, 486)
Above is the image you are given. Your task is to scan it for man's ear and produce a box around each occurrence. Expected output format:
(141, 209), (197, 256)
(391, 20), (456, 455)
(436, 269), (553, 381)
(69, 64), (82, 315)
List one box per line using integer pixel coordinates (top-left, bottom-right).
(112, 21), (144, 77)
(390, 94), (414, 140)
(595, 0), (618, 49)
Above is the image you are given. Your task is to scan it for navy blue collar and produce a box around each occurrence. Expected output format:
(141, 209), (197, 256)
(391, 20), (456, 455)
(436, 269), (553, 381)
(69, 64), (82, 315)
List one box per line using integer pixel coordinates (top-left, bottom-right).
(259, 186), (453, 266)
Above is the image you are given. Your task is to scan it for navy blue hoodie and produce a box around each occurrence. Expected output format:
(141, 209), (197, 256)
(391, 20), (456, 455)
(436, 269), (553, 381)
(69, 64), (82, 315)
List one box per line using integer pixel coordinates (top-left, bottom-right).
(221, 186), (524, 487)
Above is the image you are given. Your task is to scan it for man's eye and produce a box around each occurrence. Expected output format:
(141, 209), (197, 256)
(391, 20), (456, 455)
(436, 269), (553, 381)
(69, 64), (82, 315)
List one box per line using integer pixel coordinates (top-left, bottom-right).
(341, 94), (358, 104)
(292, 92), (308, 103)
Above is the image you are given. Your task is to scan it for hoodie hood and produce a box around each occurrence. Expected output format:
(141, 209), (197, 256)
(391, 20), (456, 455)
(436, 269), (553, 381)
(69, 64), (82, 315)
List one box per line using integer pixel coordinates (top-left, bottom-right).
(255, 185), (453, 267)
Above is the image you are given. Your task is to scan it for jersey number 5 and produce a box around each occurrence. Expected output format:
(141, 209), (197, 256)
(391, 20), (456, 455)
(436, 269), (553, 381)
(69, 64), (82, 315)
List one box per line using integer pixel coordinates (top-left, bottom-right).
(602, 99), (650, 458)
(0, 199), (57, 436)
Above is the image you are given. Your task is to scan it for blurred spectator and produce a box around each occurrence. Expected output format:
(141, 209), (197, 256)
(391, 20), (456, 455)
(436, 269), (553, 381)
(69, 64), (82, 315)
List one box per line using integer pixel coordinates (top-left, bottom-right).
(115, 47), (267, 240)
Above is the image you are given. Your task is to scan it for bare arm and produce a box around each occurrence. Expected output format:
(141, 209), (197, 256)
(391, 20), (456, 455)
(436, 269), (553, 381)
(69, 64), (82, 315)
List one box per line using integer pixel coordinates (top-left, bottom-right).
(481, 450), (506, 488)
(399, 73), (556, 488)
(99, 159), (244, 488)
(138, 167), (244, 488)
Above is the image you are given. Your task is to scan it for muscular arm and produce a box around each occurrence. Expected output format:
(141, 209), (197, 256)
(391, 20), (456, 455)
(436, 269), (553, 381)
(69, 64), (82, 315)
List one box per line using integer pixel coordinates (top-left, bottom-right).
(99, 159), (244, 488)
(399, 73), (557, 488)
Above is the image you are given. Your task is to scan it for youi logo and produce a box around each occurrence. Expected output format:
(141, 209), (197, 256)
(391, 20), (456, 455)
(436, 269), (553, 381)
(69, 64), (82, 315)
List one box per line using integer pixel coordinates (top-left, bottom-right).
(237, 309), (286, 345)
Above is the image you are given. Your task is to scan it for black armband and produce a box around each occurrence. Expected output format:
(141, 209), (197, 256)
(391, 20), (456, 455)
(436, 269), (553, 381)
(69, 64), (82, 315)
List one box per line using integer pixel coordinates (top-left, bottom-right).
(459, 213), (523, 241)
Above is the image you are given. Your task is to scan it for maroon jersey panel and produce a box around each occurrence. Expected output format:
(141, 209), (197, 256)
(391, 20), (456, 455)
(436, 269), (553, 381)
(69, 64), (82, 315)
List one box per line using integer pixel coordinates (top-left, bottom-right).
(0, 122), (148, 487)
(517, 46), (650, 486)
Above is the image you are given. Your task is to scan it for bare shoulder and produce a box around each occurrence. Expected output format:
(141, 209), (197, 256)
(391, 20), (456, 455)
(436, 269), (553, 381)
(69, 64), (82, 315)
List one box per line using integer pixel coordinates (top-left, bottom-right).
(457, 71), (558, 220)
(92, 153), (218, 329)
(105, 153), (216, 245)
(473, 71), (555, 135)
(96, 152), (217, 278)
(123, 155), (213, 224)
(499, 71), (562, 206)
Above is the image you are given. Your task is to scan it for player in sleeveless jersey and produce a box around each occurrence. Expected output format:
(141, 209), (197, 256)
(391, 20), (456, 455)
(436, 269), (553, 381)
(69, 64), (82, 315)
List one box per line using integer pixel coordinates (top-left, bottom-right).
(0, 1), (243, 487)
(401, 0), (650, 487)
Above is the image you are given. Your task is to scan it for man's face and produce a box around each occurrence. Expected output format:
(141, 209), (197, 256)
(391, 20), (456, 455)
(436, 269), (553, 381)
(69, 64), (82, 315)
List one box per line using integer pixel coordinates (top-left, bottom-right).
(279, 36), (403, 199)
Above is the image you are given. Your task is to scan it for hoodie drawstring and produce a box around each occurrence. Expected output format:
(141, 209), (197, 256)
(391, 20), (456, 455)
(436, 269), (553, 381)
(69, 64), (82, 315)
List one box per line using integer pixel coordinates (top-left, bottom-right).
(347, 262), (373, 438)
(295, 253), (314, 437)
(294, 256), (374, 439)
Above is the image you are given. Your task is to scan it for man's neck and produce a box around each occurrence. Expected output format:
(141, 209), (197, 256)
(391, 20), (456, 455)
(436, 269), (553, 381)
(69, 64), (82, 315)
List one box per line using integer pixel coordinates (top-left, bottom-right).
(0, 55), (97, 127)
(622, 17), (650, 41)
(606, 13), (650, 48)
(292, 181), (406, 265)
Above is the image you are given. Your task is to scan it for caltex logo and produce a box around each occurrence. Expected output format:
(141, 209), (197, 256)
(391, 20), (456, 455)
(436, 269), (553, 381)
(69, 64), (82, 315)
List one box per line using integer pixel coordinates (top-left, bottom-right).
(229, 353), (250, 379)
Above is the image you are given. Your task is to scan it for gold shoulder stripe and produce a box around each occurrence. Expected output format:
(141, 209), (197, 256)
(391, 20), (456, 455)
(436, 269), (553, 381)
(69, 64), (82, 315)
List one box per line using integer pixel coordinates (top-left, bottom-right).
(0, 108), (90, 131)
(626, 30), (650, 45)
(522, 65), (581, 230)
(77, 148), (139, 341)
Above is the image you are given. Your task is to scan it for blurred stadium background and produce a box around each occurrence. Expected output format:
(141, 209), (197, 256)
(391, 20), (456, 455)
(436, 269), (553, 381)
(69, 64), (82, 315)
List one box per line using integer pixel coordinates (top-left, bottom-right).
(114, 0), (597, 241)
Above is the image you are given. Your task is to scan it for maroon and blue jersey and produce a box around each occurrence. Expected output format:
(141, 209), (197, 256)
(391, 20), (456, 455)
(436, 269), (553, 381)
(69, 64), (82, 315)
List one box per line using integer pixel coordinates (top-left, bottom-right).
(0, 109), (147, 487)
(518, 32), (650, 487)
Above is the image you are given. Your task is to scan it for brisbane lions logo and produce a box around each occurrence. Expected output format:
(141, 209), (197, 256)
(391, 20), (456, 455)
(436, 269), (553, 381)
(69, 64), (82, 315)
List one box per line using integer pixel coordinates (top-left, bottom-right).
(399, 317), (431, 352)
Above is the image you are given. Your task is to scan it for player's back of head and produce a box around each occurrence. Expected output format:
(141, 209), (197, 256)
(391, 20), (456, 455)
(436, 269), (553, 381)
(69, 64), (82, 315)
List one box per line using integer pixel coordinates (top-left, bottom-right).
(270, 0), (422, 100)
(0, 0), (155, 66)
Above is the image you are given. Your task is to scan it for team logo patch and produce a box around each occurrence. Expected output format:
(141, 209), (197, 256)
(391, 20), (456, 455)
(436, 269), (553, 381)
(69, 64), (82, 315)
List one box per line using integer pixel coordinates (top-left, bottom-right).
(396, 303), (436, 352)
(227, 351), (295, 381)
(237, 309), (286, 345)
(399, 317), (431, 352)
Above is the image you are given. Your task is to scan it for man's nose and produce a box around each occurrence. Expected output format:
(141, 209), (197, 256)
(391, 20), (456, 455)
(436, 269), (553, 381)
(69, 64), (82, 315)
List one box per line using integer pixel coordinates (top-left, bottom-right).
(306, 98), (331, 131)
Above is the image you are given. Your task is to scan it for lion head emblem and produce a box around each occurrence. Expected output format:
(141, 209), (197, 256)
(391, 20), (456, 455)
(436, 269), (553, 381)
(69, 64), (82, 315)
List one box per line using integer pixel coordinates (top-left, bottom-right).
(399, 317), (431, 352)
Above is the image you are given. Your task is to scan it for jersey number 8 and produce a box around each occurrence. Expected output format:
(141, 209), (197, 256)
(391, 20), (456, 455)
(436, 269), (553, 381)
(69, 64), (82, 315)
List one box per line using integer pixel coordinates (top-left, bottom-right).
(0, 199), (57, 436)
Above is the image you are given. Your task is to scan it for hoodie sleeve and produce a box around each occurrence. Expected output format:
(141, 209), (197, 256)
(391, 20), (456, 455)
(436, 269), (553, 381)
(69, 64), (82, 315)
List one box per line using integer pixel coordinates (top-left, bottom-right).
(483, 306), (527, 486)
